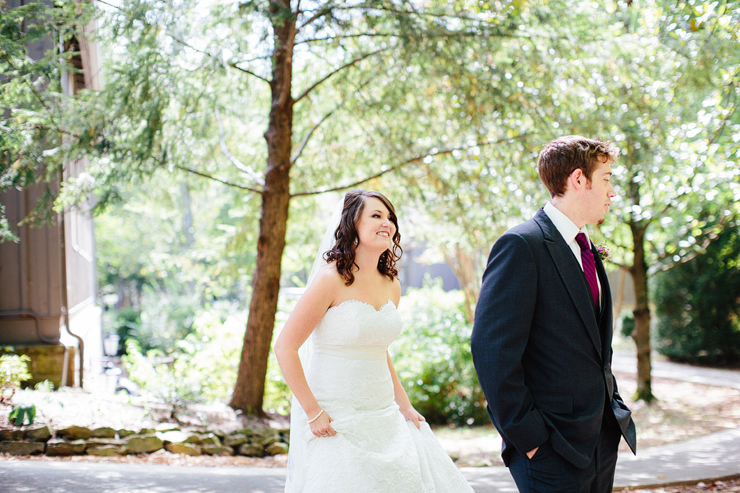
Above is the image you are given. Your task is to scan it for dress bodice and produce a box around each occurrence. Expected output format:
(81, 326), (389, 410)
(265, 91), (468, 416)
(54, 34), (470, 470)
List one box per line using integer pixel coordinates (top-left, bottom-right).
(311, 299), (402, 360)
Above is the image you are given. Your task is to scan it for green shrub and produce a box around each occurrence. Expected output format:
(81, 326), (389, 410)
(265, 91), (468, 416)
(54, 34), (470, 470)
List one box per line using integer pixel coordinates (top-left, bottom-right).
(0, 353), (32, 403)
(123, 340), (197, 419)
(121, 297), (297, 418)
(110, 306), (141, 355)
(392, 282), (488, 426)
(618, 309), (635, 340)
(134, 288), (199, 352)
(654, 224), (740, 364)
(123, 302), (244, 418)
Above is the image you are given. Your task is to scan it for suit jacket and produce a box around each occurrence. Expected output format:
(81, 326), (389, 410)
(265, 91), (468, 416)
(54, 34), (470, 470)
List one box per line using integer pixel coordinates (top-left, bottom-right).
(471, 208), (636, 469)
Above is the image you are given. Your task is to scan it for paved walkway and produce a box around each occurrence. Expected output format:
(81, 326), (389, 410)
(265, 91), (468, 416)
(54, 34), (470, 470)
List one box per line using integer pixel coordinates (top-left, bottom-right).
(463, 428), (740, 490)
(612, 351), (740, 390)
(3, 432), (740, 493)
(613, 428), (740, 488)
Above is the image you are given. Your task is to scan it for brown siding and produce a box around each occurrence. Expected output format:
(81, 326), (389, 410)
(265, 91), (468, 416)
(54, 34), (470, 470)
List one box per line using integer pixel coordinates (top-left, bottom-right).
(0, 182), (65, 344)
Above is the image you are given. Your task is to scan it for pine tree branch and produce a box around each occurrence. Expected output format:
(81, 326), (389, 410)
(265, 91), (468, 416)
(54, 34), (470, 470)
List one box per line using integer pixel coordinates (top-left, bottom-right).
(174, 164), (263, 194)
(296, 32), (397, 44)
(293, 47), (388, 103)
(651, 211), (737, 274)
(168, 31), (271, 83)
(300, 2), (478, 22)
(292, 134), (530, 197)
(290, 74), (377, 165)
(1, 54), (62, 130)
(215, 107), (265, 187)
(229, 62), (271, 84)
(297, 0), (350, 29)
(98, 0), (272, 85)
(296, 29), (528, 45)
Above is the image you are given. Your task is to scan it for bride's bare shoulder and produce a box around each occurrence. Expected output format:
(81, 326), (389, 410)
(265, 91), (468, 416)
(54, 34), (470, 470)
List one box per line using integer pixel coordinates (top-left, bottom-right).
(310, 261), (345, 290)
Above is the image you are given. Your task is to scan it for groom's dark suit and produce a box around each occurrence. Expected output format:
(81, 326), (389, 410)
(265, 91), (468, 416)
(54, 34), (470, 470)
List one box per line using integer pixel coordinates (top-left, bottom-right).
(471, 208), (636, 488)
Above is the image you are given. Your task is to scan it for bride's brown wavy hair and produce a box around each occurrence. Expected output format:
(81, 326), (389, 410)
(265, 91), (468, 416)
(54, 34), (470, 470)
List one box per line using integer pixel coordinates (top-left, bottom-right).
(324, 190), (403, 286)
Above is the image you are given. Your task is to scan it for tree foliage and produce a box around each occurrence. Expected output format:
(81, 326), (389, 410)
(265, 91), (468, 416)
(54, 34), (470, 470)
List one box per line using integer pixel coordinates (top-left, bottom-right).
(1, 0), (94, 236)
(3, 0), (739, 411)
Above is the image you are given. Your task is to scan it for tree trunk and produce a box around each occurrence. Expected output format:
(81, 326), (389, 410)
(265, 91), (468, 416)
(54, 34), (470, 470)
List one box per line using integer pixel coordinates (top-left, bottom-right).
(229, 12), (296, 416)
(629, 221), (655, 403)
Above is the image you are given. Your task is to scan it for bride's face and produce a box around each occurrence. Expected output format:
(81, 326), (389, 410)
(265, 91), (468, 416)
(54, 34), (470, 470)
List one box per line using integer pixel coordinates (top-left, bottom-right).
(355, 197), (396, 251)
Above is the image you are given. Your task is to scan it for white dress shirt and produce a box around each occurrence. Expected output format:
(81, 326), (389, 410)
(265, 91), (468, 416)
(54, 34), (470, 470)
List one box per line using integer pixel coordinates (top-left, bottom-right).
(543, 202), (602, 295)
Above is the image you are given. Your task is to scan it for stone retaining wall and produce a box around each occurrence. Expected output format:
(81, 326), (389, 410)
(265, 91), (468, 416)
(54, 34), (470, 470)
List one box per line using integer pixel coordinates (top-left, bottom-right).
(0, 423), (290, 458)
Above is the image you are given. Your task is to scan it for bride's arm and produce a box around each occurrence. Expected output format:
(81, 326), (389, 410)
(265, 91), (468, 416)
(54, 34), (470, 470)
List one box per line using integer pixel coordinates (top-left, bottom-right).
(274, 269), (338, 437)
(388, 280), (425, 429)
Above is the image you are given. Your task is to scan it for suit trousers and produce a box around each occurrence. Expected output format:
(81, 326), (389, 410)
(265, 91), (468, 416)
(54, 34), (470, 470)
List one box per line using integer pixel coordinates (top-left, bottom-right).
(507, 413), (621, 493)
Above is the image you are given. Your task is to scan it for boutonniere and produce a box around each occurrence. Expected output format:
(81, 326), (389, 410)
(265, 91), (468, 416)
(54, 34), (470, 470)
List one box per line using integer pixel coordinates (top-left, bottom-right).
(596, 244), (611, 262)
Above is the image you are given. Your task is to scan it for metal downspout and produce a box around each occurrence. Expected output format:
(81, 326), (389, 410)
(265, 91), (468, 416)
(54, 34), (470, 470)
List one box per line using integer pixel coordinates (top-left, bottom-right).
(59, 202), (84, 388)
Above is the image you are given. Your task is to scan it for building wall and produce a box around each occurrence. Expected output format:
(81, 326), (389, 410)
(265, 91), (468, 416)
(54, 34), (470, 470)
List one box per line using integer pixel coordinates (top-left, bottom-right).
(0, 5), (103, 388)
(0, 183), (65, 344)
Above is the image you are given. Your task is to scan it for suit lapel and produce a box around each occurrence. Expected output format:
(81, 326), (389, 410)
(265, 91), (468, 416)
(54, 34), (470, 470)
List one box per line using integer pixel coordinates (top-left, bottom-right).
(594, 247), (613, 359)
(534, 209), (602, 360)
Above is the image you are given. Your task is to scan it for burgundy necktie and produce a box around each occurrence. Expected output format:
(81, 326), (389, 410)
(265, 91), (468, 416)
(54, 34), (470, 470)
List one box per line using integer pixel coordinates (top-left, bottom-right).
(575, 232), (599, 309)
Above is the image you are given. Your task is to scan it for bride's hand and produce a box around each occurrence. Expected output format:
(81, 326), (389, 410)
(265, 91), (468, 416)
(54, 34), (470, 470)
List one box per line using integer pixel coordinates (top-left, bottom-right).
(400, 405), (426, 430)
(309, 410), (336, 438)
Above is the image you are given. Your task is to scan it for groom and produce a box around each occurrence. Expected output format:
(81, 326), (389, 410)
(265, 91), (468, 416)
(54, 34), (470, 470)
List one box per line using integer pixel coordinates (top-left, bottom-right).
(471, 135), (636, 492)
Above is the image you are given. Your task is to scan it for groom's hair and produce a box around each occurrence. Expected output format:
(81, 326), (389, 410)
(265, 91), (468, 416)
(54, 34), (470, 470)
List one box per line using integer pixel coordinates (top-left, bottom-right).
(537, 135), (619, 198)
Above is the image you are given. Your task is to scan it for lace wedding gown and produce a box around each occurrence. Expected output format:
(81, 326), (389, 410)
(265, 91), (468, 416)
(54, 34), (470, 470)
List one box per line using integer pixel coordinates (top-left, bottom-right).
(285, 299), (474, 493)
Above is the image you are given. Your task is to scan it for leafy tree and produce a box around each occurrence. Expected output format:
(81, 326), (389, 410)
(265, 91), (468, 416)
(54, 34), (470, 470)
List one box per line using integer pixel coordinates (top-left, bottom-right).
(1, 0), (93, 236)
(602, 1), (739, 401)
(387, 0), (740, 404)
(536, 0), (740, 401)
(2, 0), (540, 415)
(7, 0), (737, 413)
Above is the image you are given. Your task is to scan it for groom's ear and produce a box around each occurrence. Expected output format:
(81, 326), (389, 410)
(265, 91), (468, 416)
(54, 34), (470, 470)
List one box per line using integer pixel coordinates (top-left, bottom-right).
(567, 168), (585, 193)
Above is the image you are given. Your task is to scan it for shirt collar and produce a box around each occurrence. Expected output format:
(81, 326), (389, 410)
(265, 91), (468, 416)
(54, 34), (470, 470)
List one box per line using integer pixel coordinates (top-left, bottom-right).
(543, 202), (590, 245)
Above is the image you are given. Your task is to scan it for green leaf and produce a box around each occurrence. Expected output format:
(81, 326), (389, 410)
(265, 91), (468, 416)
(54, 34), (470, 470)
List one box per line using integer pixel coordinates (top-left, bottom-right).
(9, 404), (36, 426)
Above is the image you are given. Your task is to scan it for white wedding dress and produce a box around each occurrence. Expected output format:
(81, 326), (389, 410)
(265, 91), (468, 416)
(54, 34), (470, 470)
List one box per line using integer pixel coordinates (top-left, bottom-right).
(285, 299), (474, 493)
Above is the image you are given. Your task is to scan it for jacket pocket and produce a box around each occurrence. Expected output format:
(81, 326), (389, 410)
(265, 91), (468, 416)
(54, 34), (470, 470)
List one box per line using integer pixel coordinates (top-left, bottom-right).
(531, 390), (573, 414)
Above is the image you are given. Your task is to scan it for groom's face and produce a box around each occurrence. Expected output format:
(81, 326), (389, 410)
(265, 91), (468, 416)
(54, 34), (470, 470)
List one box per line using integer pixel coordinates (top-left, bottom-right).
(583, 157), (617, 226)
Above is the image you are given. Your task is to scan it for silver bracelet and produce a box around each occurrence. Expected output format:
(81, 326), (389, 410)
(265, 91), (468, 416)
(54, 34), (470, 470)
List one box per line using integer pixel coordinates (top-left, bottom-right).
(307, 409), (324, 424)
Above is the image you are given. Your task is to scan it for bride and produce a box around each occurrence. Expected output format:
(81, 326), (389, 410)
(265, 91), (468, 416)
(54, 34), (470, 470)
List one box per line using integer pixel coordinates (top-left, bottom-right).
(274, 190), (474, 492)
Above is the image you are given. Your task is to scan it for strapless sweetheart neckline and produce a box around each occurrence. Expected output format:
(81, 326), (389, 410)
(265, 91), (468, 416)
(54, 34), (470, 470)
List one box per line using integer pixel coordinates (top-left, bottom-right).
(329, 298), (394, 312)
